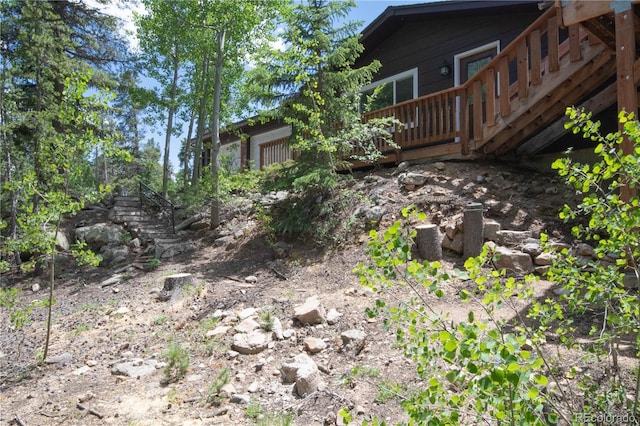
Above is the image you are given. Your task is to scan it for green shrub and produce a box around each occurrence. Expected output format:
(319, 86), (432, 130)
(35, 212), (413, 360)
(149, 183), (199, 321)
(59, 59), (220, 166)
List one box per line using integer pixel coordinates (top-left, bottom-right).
(206, 367), (230, 406)
(162, 342), (190, 382)
(348, 109), (640, 425)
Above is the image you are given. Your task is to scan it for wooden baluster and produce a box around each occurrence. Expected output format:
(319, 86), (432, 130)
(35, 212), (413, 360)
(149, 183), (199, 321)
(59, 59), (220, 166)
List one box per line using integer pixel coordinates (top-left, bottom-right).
(548, 13), (560, 72)
(530, 28), (542, 86)
(569, 24), (582, 62)
(485, 68), (496, 127)
(517, 39), (529, 99)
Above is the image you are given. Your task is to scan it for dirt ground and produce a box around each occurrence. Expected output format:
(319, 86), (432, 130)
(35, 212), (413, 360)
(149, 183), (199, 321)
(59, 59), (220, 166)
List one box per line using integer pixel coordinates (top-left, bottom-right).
(0, 158), (621, 426)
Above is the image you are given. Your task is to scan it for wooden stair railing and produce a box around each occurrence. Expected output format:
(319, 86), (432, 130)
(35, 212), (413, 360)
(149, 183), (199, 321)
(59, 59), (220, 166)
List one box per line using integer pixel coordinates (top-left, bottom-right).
(139, 182), (176, 234)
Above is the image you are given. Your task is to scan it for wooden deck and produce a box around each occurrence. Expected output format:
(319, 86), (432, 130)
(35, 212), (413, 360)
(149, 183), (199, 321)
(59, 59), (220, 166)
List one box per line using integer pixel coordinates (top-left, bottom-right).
(263, 2), (638, 168)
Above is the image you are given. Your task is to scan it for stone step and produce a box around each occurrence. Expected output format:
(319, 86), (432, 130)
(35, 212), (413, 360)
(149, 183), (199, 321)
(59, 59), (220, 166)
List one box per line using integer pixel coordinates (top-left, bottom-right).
(154, 238), (182, 245)
(112, 206), (143, 213)
(114, 196), (139, 202)
(114, 201), (141, 208)
(141, 230), (175, 238)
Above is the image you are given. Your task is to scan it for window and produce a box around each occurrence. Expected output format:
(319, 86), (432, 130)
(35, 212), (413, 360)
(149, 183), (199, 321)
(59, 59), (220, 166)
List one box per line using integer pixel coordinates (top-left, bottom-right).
(454, 41), (500, 86)
(360, 68), (418, 112)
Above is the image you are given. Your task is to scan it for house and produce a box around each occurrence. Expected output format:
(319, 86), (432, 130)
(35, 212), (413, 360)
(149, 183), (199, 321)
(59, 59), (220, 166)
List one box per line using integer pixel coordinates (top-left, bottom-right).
(206, 0), (639, 171)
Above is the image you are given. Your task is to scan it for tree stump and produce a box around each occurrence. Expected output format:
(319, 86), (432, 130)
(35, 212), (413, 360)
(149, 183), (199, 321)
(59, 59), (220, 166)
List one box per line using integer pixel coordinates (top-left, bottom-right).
(416, 224), (442, 261)
(163, 273), (192, 291)
(159, 273), (193, 303)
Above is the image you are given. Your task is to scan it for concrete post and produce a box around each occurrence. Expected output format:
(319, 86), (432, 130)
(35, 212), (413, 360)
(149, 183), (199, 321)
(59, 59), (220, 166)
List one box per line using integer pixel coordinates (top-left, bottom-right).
(463, 202), (484, 259)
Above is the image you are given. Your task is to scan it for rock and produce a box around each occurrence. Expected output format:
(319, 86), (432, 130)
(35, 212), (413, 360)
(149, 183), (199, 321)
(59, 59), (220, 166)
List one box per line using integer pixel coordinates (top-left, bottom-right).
(304, 337), (327, 354)
(494, 246), (534, 275)
(46, 229), (70, 251)
(341, 329), (366, 354)
(483, 219), (501, 241)
(221, 383), (237, 396)
(111, 359), (157, 377)
(534, 252), (555, 266)
(72, 366), (91, 376)
(433, 162), (446, 171)
(398, 172), (428, 188)
(443, 233), (463, 254)
(574, 243), (596, 258)
(494, 230), (533, 247)
(158, 243), (196, 259)
(100, 246), (129, 264)
(232, 330), (271, 355)
(235, 317), (260, 334)
(32, 283), (40, 292)
(128, 237), (142, 248)
(206, 326), (231, 338)
(114, 306), (130, 315)
(522, 242), (542, 256)
(75, 223), (126, 251)
(362, 205), (386, 224)
(326, 308), (342, 325)
(548, 242), (571, 252)
(392, 161), (410, 175)
(271, 317), (284, 340)
(238, 307), (258, 319)
(231, 394), (251, 404)
(281, 353), (320, 398)
(45, 352), (73, 364)
(245, 275), (258, 283)
(294, 296), (326, 325)
(248, 381), (260, 393)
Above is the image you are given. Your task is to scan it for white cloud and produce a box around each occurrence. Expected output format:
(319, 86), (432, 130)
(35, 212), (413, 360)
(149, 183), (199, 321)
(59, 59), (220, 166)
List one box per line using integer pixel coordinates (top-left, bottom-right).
(83, 0), (146, 51)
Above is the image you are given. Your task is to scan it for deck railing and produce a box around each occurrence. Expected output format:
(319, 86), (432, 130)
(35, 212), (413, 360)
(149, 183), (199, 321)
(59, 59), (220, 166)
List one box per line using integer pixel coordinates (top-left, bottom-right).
(260, 6), (595, 164)
(139, 182), (175, 234)
(260, 136), (298, 168)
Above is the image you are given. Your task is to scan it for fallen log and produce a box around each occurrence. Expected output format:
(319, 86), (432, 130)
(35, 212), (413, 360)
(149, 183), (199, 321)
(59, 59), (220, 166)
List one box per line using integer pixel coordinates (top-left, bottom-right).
(175, 213), (205, 232)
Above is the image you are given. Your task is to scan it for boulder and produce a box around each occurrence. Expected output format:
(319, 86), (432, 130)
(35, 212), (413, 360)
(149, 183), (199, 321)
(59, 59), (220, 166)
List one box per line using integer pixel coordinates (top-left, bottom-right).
(75, 223), (126, 251)
(341, 329), (366, 354)
(398, 172), (428, 189)
(494, 230), (533, 247)
(111, 359), (157, 377)
(231, 330), (271, 355)
(483, 219), (501, 241)
(303, 337), (327, 354)
(294, 296), (325, 325)
(494, 246), (534, 275)
(280, 353), (320, 398)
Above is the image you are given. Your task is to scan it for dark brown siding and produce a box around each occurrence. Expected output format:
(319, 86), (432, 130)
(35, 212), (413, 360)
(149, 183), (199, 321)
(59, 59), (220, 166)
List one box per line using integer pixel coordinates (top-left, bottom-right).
(356, 9), (544, 96)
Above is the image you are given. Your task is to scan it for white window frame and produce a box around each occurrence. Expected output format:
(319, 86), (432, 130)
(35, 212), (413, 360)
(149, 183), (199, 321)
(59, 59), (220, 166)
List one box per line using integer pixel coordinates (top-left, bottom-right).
(453, 40), (500, 86)
(453, 41), (500, 141)
(361, 67), (419, 106)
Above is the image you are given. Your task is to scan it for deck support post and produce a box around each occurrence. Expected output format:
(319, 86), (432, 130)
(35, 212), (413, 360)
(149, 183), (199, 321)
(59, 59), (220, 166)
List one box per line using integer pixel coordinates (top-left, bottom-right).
(463, 202), (484, 260)
(615, 3), (638, 201)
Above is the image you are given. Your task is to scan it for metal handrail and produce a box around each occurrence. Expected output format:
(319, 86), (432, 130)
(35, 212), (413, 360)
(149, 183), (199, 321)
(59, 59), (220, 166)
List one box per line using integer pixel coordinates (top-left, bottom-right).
(139, 182), (175, 234)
